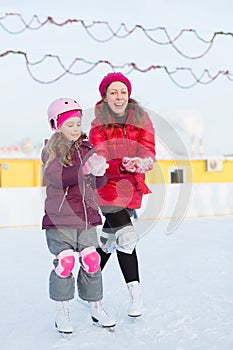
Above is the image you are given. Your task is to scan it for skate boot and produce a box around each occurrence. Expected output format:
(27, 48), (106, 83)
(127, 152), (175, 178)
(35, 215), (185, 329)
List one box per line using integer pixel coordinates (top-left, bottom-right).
(55, 301), (73, 334)
(89, 300), (116, 329)
(127, 281), (142, 317)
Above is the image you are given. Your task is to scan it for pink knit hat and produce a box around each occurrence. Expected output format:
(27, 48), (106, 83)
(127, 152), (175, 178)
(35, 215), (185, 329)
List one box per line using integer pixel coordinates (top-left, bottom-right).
(99, 72), (132, 98)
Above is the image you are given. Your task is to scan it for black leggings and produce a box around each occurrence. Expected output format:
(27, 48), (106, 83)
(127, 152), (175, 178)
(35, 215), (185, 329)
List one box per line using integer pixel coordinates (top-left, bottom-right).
(98, 208), (140, 284)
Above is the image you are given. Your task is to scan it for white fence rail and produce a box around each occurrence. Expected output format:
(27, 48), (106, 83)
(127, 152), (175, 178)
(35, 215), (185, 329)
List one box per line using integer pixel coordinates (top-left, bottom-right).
(0, 184), (232, 228)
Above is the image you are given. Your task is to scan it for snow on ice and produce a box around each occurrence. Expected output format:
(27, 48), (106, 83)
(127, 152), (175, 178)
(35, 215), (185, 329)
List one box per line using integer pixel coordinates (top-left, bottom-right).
(0, 216), (233, 350)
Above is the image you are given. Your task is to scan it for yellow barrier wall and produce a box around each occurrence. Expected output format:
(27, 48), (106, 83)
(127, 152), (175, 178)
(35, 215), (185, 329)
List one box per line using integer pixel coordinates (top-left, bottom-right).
(0, 158), (232, 187)
(146, 159), (233, 184)
(0, 159), (42, 187)
(191, 159), (233, 183)
(146, 160), (193, 184)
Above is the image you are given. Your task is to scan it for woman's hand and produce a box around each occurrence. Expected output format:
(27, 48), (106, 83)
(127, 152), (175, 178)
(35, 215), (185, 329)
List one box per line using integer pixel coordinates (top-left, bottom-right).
(122, 157), (154, 173)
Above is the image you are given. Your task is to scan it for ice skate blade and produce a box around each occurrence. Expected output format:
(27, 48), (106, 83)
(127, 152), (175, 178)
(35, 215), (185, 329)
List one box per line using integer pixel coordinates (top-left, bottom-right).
(58, 332), (73, 339)
(128, 313), (142, 318)
(92, 317), (116, 332)
(55, 322), (73, 335)
(58, 330), (73, 335)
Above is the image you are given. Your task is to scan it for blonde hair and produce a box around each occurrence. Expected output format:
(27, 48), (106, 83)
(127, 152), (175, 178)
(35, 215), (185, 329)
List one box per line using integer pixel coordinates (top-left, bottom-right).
(43, 132), (85, 168)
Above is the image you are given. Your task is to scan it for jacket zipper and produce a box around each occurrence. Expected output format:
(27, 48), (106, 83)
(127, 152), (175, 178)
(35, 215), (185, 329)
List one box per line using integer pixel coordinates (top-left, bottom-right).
(75, 144), (88, 230)
(58, 186), (69, 212)
(123, 125), (130, 156)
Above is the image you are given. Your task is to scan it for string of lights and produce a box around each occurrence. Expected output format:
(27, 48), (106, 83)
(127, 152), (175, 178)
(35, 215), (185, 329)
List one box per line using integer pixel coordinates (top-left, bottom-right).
(0, 13), (232, 59)
(1, 49), (232, 87)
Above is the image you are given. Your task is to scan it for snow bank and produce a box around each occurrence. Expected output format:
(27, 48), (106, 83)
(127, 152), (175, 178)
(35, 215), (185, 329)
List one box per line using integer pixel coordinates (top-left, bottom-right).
(0, 183), (232, 227)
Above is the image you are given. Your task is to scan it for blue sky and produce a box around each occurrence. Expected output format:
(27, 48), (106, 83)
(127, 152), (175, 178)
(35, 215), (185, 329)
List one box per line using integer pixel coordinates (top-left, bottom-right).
(0, 0), (233, 156)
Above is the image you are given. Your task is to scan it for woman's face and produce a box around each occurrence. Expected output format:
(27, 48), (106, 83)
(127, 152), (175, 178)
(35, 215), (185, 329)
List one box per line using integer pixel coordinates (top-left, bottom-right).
(58, 117), (82, 142)
(104, 81), (129, 116)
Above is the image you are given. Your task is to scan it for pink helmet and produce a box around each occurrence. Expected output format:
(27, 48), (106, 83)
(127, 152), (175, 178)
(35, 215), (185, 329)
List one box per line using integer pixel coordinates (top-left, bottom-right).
(47, 97), (82, 130)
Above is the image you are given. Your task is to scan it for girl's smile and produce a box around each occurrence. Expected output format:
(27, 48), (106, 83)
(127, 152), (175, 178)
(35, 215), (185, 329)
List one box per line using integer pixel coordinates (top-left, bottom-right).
(58, 116), (82, 141)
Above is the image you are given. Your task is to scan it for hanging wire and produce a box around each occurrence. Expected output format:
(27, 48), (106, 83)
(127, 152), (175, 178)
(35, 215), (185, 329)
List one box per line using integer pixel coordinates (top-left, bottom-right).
(0, 50), (232, 87)
(0, 13), (232, 59)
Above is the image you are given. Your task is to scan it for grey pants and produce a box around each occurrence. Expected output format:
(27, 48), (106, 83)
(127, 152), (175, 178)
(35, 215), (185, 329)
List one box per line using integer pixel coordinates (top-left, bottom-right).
(45, 227), (103, 302)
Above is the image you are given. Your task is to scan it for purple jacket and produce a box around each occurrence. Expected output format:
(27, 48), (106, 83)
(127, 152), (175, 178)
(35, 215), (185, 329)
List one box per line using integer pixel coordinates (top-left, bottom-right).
(41, 139), (106, 230)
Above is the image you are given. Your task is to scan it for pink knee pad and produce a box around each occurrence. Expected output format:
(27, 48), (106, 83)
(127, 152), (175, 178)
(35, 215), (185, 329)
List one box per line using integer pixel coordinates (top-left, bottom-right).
(54, 249), (75, 278)
(79, 246), (100, 274)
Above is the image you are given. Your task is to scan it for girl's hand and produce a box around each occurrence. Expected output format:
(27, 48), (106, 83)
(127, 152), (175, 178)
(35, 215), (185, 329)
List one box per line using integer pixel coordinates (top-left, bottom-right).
(83, 153), (109, 176)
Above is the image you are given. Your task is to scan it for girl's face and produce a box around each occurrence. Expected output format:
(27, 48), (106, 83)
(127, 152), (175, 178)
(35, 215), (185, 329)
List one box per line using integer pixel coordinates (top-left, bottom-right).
(58, 116), (82, 141)
(104, 81), (129, 116)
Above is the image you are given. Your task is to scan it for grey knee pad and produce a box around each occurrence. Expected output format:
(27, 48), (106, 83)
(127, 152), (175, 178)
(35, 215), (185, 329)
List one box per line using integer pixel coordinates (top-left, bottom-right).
(115, 225), (138, 254)
(98, 231), (116, 254)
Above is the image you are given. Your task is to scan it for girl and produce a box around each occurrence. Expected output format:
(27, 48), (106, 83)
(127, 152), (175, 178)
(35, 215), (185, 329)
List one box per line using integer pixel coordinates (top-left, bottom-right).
(42, 97), (115, 334)
(89, 72), (156, 318)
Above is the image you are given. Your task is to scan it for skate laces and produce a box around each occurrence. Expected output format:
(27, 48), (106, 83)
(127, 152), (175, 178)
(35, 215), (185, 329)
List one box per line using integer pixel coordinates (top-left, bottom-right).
(89, 300), (116, 327)
(96, 301), (109, 316)
(59, 301), (71, 322)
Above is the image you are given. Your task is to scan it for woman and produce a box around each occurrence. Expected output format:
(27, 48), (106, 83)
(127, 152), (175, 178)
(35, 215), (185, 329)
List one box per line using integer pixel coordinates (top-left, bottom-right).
(89, 72), (156, 317)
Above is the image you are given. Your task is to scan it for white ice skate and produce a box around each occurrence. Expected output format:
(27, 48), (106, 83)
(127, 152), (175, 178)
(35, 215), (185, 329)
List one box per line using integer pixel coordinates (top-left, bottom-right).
(55, 301), (73, 334)
(89, 300), (116, 330)
(127, 281), (142, 317)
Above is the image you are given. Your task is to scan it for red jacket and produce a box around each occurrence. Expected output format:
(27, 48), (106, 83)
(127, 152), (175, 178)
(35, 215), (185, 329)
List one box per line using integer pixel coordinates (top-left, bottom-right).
(89, 104), (156, 209)
(42, 138), (106, 230)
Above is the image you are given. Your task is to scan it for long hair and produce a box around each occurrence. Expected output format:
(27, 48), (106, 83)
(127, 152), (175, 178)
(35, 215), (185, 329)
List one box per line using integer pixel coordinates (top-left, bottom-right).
(96, 98), (145, 129)
(43, 132), (86, 168)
